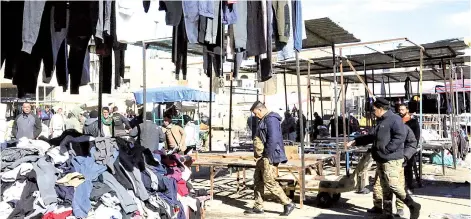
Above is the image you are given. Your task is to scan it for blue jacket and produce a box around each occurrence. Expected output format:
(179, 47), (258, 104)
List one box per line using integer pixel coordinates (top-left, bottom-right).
(258, 112), (288, 164)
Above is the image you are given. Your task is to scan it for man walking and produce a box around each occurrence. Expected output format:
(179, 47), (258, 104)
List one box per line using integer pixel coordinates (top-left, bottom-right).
(12, 103), (42, 139)
(348, 98), (421, 219)
(398, 104), (422, 190)
(368, 124), (418, 217)
(244, 101), (295, 216)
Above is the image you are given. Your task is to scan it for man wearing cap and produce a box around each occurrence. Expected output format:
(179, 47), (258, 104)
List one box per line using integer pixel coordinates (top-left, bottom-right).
(347, 97), (421, 219)
(245, 101), (295, 216)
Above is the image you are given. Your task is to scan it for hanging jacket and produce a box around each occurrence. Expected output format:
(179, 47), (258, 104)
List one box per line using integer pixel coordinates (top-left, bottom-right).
(257, 112), (288, 164)
(272, 0), (290, 43)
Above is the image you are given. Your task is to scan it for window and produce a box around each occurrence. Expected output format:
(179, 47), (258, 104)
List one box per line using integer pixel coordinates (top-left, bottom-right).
(240, 75), (249, 79)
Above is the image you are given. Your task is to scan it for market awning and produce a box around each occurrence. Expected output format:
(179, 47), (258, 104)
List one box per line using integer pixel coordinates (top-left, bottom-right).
(133, 86), (216, 104)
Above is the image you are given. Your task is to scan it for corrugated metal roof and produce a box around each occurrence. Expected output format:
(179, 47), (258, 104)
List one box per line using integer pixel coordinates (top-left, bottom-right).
(303, 17), (360, 48)
(264, 39), (470, 76)
(313, 65), (471, 83)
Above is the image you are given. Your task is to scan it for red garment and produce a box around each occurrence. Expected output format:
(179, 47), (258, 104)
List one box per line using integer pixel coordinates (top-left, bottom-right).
(42, 210), (73, 219)
(177, 179), (189, 196)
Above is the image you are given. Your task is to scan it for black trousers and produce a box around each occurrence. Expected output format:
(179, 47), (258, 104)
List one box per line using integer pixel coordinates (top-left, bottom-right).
(172, 15), (188, 80)
(404, 153), (421, 189)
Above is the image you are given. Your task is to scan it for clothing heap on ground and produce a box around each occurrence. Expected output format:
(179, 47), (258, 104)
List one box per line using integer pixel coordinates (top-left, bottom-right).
(0, 129), (207, 219)
(1, 0), (305, 98)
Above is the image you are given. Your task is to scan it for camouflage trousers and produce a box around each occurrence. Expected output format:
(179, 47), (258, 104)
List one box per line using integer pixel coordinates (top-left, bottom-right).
(373, 159), (407, 215)
(253, 158), (291, 209)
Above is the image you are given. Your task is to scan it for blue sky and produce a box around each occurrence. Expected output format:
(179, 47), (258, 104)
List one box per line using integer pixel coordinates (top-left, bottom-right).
(303, 0), (470, 44)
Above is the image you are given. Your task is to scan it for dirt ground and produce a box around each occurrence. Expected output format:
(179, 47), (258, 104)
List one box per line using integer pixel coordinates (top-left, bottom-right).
(191, 160), (471, 219)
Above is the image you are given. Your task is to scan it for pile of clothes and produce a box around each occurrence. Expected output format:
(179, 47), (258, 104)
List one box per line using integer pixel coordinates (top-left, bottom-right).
(0, 130), (208, 219)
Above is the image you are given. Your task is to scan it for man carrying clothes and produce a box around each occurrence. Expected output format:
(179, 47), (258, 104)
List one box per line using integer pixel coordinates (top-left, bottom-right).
(369, 124), (418, 217)
(12, 102), (42, 140)
(244, 101), (295, 216)
(347, 97), (421, 219)
(399, 104), (422, 190)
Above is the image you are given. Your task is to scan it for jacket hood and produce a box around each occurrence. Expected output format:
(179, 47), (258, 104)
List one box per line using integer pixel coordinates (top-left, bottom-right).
(84, 118), (98, 125)
(265, 112), (282, 121)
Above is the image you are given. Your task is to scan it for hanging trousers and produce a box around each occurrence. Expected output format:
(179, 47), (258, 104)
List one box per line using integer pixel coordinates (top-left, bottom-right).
(172, 15), (188, 80)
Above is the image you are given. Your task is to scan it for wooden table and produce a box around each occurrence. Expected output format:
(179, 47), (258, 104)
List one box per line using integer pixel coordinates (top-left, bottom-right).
(192, 152), (336, 208)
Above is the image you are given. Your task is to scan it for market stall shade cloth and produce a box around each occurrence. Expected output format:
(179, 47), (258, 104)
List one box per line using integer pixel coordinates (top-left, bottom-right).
(133, 86), (216, 104)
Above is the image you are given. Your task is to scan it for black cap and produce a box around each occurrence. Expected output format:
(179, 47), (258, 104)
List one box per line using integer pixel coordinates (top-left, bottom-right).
(89, 110), (99, 118)
(250, 101), (263, 111)
(373, 97), (389, 107)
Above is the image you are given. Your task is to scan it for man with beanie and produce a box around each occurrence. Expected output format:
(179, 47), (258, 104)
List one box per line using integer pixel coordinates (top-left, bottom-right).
(244, 101), (295, 216)
(347, 97), (421, 219)
(83, 110), (101, 137)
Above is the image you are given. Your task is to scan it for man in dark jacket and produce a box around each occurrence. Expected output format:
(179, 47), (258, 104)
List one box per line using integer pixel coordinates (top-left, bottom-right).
(83, 110), (101, 137)
(129, 112), (165, 153)
(348, 97), (421, 219)
(370, 124), (418, 217)
(12, 103), (42, 139)
(399, 104), (422, 189)
(111, 106), (131, 136)
(313, 112), (323, 139)
(244, 101), (295, 216)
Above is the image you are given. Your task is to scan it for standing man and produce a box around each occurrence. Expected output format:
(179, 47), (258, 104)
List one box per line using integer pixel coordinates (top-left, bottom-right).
(111, 106), (131, 137)
(398, 104), (422, 190)
(83, 110), (102, 137)
(163, 114), (186, 155)
(313, 112), (323, 139)
(281, 111), (296, 141)
(348, 98), (421, 219)
(12, 103), (42, 139)
(244, 101), (295, 216)
(129, 112), (165, 152)
(49, 108), (66, 138)
(41, 106), (53, 126)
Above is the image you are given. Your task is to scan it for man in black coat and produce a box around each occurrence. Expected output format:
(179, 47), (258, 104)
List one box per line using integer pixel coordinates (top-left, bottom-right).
(399, 104), (422, 189)
(348, 97), (421, 219)
(83, 110), (101, 137)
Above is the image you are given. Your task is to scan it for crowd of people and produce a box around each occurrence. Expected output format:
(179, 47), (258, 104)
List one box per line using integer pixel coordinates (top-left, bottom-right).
(6, 103), (207, 155)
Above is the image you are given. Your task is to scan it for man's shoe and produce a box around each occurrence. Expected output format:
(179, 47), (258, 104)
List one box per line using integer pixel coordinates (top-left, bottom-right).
(395, 209), (405, 217)
(244, 208), (264, 215)
(280, 203), (295, 216)
(367, 206), (383, 214)
(404, 195), (421, 219)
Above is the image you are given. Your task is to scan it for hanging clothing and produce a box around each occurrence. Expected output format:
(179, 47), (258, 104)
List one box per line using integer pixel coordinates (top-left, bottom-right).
(22, 1), (47, 54)
(222, 1), (237, 25)
(292, 0), (304, 52)
(172, 14), (188, 80)
(261, 0), (273, 82)
(183, 1), (214, 44)
(246, 1), (266, 57)
(42, 4), (69, 84)
(67, 1), (98, 94)
(1, 1), (24, 79)
(115, 0), (162, 43)
(159, 0), (183, 26)
(276, 0), (295, 61)
(204, 2), (220, 44)
(272, 0), (290, 43)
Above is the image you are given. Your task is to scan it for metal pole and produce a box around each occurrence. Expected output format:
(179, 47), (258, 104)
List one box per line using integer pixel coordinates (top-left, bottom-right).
(332, 44), (340, 175)
(387, 76), (392, 102)
(318, 73), (324, 117)
(372, 69), (375, 96)
(295, 52), (305, 203)
(363, 61), (369, 128)
(209, 68), (213, 152)
(284, 63), (289, 112)
(98, 56), (103, 129)
(419, 49), (424, 183)
(142, 42), (147, 119)
(450, 60), (457, 169)
(340, 49), (349, 176)
(35, 85), (39, 110)
(307, 62), (311, 146)
(228, 79), (233, 154)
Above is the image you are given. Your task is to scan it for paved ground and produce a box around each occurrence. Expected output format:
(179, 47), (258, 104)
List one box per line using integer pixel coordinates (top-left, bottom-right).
(192, 161), (471, 219)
